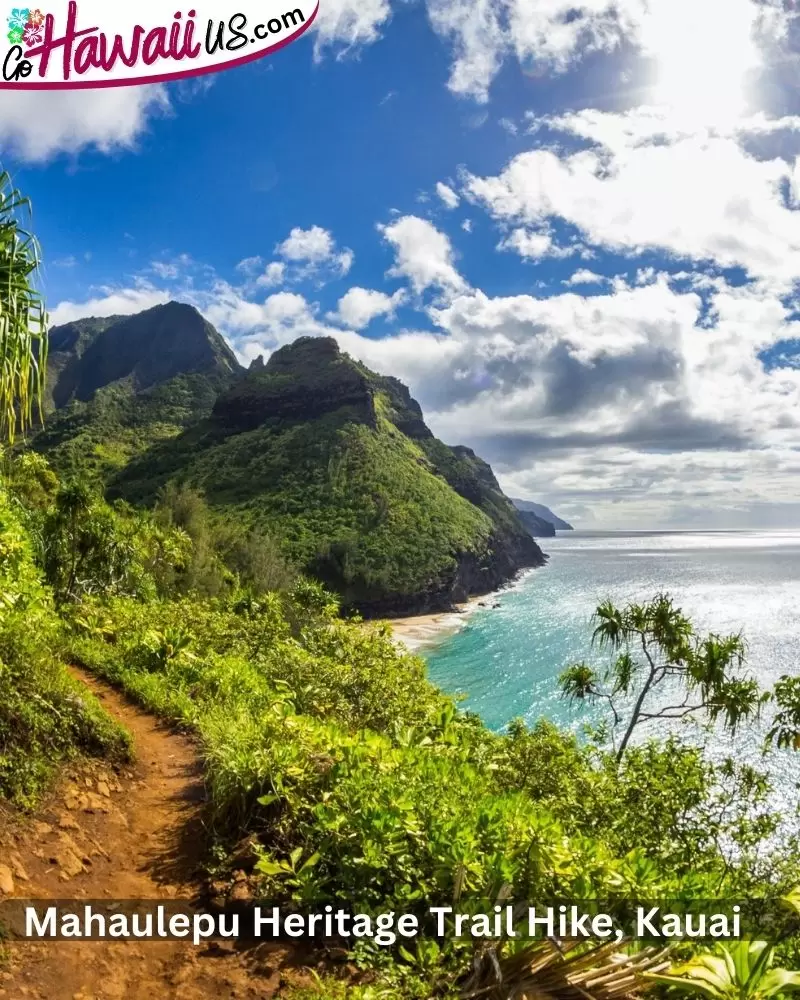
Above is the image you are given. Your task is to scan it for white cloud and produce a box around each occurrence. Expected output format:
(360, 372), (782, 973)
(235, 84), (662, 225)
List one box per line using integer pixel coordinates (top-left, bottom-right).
(200, 286), (349, 365)
(278, 226), (336, 263)
(498, 226), (578, 261)
(276, 225), (354, 277)
(329, 287), (406, 329)
(436, 181), (461, 209)
(466, 109), (800, 283)
(380, 216), (468, 296)
(236, 256), (264, 276)
(426, 0), (508, 103)
(50, 286), (169, 327)
(150, 254), (195, 281)
(563, 269), (608, 286)
(258, 262), (287, 288)
(0, 88), (169, 162)
(236, 258), (288, 289)
(421, 0), (795, 106)
(312, 0), (393, 58)
(330, 276), (800, 526)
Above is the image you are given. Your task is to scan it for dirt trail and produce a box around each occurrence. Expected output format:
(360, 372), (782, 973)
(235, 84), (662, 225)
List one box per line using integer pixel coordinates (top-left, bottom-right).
(0, 667), (303, 1000)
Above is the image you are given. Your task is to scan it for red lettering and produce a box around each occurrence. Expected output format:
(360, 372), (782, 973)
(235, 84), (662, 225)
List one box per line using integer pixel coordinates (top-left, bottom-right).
(73, 34), (96, 74)
(23, 1), (203, 80)
(25, 2), (96, 79)
(96, 26), (144, 70)
(142, 26), (168, 65)
(177, 18), (201, 59)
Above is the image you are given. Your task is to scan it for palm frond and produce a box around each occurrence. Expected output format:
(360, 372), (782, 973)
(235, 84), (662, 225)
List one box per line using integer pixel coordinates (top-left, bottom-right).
(460, 936), (671, 1000)
(0, 170), (48, 444)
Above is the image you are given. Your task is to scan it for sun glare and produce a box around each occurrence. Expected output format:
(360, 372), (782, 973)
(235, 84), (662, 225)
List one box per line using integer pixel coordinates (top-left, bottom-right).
(639, 0), (760, 129)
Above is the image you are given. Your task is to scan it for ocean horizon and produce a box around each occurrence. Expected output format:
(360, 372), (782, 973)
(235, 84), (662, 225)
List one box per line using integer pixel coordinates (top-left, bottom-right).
(424, 529), (800, 792)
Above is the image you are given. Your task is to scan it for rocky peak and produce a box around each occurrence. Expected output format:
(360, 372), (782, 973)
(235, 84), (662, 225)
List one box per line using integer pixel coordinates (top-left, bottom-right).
(46, 301), (242, 410)
(212, 336), (376, 432)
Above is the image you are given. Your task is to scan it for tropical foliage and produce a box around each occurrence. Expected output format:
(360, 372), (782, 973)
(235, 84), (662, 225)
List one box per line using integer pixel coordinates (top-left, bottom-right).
(3, 184), (800, 997)
(649, 940), (800, 1000)
(559, 595), (768, 760)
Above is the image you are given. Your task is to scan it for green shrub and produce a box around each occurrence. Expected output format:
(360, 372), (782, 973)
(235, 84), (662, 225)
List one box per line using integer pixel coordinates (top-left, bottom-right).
(0, 484), (131, 806)
(67, 586), (792, 910)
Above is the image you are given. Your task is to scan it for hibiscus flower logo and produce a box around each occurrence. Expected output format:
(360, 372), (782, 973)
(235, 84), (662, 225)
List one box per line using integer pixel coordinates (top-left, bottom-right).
(7, 7), (29, 31)
(7, 7), (28, 43)
(22, 20), (40, 44)
(7, 8), (47, 46)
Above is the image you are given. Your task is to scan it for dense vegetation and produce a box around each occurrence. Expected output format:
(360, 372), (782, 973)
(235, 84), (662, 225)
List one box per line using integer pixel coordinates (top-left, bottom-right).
(37, 328), (544, 614)
(0, 465), (131, 805)
(3, 450), (800, 997)
(5, 181), (800, 999)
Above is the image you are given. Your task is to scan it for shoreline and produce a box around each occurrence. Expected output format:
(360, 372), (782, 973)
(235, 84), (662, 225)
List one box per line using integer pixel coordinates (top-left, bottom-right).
(386, 602), (479, 653)
(386, 569), (539, 653)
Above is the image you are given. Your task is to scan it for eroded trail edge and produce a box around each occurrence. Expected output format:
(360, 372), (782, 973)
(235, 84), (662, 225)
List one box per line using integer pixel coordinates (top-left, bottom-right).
(1, 666), (297, 1000)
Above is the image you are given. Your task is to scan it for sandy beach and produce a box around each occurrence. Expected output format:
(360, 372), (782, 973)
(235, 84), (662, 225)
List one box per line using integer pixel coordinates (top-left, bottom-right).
(387, 610), (470, 652)
(385, 569), (539, 652)
(386, 595), (503, 652)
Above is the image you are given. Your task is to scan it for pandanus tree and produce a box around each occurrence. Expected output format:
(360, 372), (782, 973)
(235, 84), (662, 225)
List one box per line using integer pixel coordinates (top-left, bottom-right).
(0, 171), (48, 445)
(559, 594), (769, 762)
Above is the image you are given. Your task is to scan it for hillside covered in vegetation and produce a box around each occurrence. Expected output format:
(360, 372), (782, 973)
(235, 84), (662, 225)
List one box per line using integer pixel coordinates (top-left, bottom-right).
(4, 447), (800, 998)
(35, 314), (546, 614)
(34, 302), (243, 483)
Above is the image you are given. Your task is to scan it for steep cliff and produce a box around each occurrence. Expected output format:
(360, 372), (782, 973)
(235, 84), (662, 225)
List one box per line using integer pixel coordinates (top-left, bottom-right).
(112, 335), (546, 613)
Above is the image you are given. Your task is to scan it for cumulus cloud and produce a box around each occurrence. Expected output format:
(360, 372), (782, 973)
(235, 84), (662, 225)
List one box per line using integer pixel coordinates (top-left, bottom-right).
(0, 88), (169, 162)
(380, 216), (468, 296)
(466, 109), (800, 283)
(498, 226), (579, 261)
(563, 269), (608, 286)
(276, 225), (354, 279)
(329, 287), (406, 329)
(258, 262), (288, 288)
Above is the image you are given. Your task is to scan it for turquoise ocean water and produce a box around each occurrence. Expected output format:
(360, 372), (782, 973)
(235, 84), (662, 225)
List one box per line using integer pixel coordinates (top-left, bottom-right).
(425, 530), (800, 778)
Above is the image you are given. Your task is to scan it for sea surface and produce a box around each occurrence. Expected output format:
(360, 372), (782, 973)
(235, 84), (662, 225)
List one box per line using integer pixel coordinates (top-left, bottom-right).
(425, 530), (800, 783)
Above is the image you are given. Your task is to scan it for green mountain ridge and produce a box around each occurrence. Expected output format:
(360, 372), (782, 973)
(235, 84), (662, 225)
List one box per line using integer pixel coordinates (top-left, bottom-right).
(33, 304), (547, 614)
(34, 302), (243, 479)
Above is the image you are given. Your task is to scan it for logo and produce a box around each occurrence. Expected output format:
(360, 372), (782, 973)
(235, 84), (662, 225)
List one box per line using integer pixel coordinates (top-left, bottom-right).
(0, 1), (318, 88)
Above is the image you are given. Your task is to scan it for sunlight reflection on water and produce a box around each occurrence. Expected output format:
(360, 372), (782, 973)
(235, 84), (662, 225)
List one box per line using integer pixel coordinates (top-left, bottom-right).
(425, 530), (800, 816)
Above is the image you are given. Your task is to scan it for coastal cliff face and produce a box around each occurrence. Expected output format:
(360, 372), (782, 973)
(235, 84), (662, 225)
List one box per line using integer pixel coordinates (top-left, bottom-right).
(517, 509), (557, 538)
(114, 336), (547, 613)
(35, 310), (546, 615)
(513, 498), (574, 532)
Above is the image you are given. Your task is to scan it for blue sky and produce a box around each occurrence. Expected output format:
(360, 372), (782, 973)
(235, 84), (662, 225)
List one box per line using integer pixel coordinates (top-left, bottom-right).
(1, 0), (800, 527)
